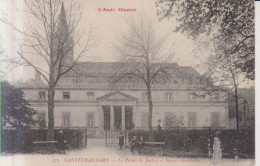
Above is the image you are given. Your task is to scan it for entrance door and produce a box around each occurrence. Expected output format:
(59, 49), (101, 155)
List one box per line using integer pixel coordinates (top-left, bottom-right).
(114, 106), (122, 131)
(125, 106), (133, 130)
(102, 106), (110, 130)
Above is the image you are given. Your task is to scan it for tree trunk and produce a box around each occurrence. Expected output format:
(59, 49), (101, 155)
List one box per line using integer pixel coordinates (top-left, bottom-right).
(147, 84), (153, 141)
(47, 86), (55, 141)
(234, 85), (239, 130)
(47, 41), (55, 140)
(47, 25), (55, 141)
(229, 59), (239, 131)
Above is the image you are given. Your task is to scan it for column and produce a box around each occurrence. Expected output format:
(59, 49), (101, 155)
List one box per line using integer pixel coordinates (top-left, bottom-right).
(99, 107), (103, 136)
(122, 106), (125, 131)
(132, 106), (136, 128)
(110, 105), (114, 131)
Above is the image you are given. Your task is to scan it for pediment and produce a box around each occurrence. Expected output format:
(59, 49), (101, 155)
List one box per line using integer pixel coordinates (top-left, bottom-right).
(97, 91), (138, 102)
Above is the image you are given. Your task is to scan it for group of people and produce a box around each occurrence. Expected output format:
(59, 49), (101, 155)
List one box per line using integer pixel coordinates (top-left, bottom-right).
(129, 135), (145, 154)
(118, 132), (145, 154)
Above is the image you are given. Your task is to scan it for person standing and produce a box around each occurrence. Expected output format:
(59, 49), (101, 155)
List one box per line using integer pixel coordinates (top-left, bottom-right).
(129, 136), (138, 154)
(138, 136), (145, 154)
(57, 130), (66, 154)
(118, 132), (124, 150)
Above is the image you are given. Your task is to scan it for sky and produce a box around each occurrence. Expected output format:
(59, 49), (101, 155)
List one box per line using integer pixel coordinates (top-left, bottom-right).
(1, 0), (205, 83)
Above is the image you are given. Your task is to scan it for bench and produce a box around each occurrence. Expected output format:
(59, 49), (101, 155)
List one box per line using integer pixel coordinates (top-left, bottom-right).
(33, 141), (57, 154)
(143, 141), (165, 155)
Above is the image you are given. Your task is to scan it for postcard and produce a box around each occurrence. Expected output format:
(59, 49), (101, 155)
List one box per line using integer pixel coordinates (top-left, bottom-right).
(0, 0), (255, 165)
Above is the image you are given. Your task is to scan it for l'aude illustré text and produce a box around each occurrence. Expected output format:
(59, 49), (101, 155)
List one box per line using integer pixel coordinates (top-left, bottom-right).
(98, 8), (136, 12)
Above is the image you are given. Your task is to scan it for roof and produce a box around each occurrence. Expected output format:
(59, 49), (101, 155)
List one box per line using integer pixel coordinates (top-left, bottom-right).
(74, 62), (201, 78)
(18, 62), (202, 88)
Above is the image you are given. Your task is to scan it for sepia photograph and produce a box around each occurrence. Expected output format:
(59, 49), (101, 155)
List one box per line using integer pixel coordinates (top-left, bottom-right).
(0, 0), (255, 165)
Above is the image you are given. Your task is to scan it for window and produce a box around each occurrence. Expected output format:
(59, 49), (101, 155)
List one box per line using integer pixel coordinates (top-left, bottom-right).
(62, 112), (71, 127)
(188, 92), (206, 101)
(188, 112), (197, 127)
(86, 112), (95, 127)
(141, 112), (149, 128)
(87, 92), (94, 100)
(37, 113), (46, 127)
(63, 92), (70, 100)
(141, 92), (148, 100)
(211, 93), (220, 100)
(211, 112), (220, 128)
(38, 113), (46, 121)
(39, 91), (46, 99)
(165, 92), (173, 100)
(164, 112), (174, 127)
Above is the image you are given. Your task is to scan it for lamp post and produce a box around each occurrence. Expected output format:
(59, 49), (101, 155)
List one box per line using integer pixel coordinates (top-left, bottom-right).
(203, 118), (211, 158)
(243, 100), (248, 129)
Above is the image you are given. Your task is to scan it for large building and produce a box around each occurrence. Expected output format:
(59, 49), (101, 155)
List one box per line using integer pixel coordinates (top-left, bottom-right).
(16, 61), (235, 137)
(14, 3), (234, 138)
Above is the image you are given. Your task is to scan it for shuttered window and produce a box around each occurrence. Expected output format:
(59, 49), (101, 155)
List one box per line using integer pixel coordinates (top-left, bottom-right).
(188, 112), (197, 127)
(62, 112), (71, 127)
(86, 112), (95, 127)
(211, 112), (220, 127)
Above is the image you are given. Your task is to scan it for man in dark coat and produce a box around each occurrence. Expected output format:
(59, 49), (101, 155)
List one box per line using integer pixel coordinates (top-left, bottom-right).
(57, 130), (66, 154)
(118, 132), (124, 150)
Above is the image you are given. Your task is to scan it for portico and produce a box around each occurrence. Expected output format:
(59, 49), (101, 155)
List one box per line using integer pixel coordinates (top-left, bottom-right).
(97, 91), (138, 131)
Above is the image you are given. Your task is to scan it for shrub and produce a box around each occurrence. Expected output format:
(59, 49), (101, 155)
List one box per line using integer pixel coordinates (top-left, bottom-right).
(129, 129), (254, 158)
(1, 128), (87, 153)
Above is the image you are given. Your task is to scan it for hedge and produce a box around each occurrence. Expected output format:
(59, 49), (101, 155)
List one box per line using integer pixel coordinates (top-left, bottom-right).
(1, 127), (87, 153)
(129, 129), (254, 158)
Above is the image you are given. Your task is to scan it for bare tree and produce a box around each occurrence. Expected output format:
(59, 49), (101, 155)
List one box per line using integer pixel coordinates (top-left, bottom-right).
(2, 0), (93, 140)
(113, 16), (176, 140)
(199, 36), (248, 130)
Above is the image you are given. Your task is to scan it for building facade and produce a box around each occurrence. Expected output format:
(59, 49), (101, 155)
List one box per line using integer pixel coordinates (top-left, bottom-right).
(16, 61), (234, 137)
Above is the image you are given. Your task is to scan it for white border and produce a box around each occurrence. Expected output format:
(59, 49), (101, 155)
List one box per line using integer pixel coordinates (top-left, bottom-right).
(255, 1), (259, 165)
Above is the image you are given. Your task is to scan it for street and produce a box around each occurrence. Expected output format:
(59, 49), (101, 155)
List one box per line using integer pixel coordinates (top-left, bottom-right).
(1, 139), (255, 166)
